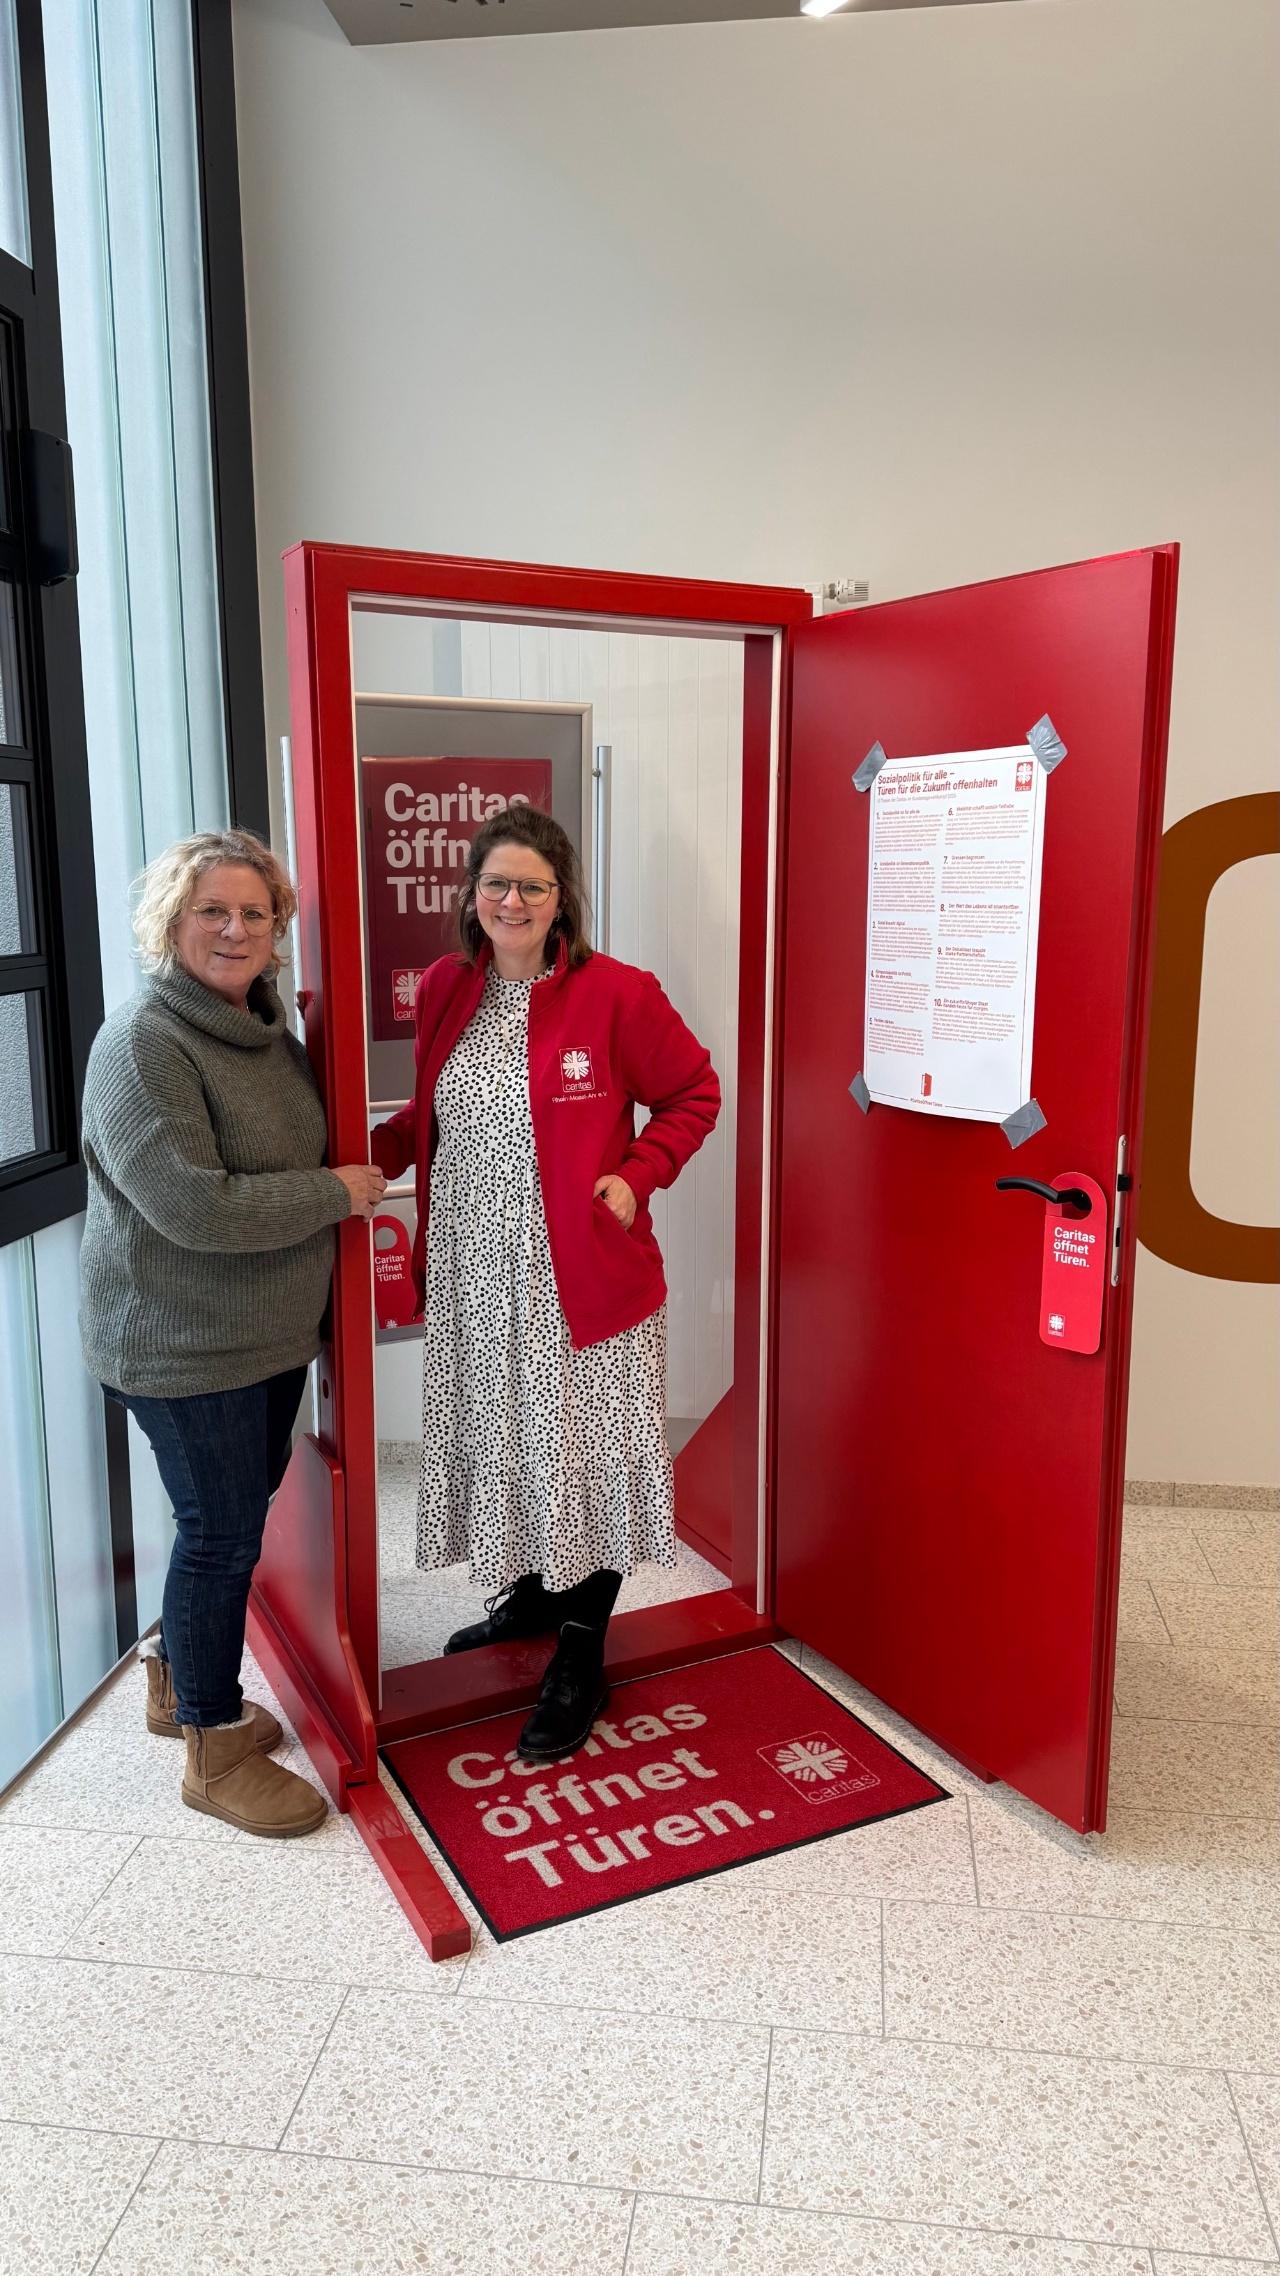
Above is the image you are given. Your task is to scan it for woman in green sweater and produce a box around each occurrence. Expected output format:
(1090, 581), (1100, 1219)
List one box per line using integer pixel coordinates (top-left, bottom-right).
(79, 829), (385, 1838)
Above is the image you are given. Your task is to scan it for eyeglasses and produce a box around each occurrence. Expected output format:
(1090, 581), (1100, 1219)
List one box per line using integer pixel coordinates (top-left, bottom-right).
(476, 875), (559, 907)
(190, 903), (275, 935)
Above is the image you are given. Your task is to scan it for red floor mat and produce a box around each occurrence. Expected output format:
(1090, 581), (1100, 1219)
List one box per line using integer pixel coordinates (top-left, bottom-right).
(382, 1647), (948, 1940)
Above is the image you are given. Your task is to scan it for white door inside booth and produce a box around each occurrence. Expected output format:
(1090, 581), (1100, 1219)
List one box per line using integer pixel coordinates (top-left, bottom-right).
(350, 609), (745, 1671)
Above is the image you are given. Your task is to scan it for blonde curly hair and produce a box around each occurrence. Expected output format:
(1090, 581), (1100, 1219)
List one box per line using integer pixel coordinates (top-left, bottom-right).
(132, 830), (298, 976)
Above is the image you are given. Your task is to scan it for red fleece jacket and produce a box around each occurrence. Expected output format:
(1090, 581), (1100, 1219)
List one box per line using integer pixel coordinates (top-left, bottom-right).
(370, 941), (721, 1350)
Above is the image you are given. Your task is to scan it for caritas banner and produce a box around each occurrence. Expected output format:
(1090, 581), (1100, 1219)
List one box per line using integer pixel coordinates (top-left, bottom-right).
(361, 756), (553, 1041)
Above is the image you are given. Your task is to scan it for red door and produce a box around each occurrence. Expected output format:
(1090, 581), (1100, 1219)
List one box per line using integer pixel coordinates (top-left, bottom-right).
(772, 548), (1178, 1832)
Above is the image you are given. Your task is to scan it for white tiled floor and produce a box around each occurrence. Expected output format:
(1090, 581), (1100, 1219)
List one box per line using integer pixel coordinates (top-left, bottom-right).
(1, 1500), (1278, 2273)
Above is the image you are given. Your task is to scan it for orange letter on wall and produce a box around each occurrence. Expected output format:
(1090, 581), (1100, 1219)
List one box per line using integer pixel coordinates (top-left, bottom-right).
(1141, 793), (1280, 1283)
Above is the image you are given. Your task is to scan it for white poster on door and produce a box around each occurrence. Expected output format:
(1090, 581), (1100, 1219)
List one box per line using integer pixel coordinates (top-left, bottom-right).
(862, 745), (1047, 1121)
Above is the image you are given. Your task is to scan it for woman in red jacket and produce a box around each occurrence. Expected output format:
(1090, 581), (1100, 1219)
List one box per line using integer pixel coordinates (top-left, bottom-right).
(372, 805), (720, 1760)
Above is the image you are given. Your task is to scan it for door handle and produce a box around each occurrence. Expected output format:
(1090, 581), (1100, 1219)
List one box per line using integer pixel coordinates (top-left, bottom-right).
(995, 1176), (1093, 1217)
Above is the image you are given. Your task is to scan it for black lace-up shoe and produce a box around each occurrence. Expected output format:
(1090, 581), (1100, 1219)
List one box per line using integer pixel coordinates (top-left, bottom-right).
(515, 1621), (610, 1760)
(443, 1573), (557, 1656)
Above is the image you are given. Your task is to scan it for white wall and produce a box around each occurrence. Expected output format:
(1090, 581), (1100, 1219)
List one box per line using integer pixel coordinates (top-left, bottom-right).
(233, 0), (1280, 1488)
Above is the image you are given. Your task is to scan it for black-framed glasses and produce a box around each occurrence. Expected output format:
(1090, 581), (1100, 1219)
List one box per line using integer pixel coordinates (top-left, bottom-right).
(476, 874), (558, 907)
(190, 902), (275, 935)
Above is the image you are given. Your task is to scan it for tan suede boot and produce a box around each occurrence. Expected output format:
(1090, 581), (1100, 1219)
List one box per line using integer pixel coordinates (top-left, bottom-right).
(181, 1719), (327, 1837)
(144, 1654), (283, 1753)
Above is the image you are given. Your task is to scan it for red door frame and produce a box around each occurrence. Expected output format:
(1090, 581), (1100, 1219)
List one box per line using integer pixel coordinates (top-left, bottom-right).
(249, 543), (811, 1952)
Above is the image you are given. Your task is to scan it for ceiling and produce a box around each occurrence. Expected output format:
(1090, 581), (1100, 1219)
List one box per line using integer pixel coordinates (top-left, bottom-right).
(324, 0), (1028, 45)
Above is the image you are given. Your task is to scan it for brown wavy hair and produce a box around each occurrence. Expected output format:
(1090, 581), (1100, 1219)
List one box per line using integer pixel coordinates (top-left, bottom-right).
(456, 805), (593, 969)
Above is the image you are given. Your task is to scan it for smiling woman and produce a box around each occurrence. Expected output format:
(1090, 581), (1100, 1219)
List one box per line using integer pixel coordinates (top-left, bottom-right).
(75, 828), (390, 1839)
(371, 804), (722, 1760)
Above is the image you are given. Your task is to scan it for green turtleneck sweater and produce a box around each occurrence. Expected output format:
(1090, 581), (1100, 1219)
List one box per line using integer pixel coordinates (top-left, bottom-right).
(79, 965), (351, 1398)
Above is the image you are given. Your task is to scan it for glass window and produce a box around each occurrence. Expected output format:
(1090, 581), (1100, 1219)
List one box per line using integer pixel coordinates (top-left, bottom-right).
(0, 779), (37, 952)
(0, 0), (29, 268)
(0, 988), (49, 1165)
(0, 1240), (60, 1790)
(0, 580), (22, 746)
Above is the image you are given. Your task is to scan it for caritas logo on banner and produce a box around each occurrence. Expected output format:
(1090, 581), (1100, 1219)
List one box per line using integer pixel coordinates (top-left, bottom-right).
(361, 756), (553, 1042)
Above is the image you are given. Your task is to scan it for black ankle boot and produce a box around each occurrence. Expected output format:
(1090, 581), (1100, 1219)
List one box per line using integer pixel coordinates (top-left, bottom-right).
(443, 1573), (556, 1656)
(515, 1621), (610, 1760)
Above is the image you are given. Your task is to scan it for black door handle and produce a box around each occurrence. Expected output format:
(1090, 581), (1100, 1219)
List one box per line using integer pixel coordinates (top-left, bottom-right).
(995, 1176), (1093, 1216)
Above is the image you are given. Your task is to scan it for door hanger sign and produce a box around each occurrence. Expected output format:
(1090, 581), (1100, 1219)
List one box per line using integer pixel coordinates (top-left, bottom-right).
(372, 1214), (422, 1332)
(1040, 1173), (1108, 1354)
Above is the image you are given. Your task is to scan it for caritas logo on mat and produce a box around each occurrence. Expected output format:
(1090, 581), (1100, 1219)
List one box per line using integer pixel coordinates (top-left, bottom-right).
(759, 1732), (881, 1806)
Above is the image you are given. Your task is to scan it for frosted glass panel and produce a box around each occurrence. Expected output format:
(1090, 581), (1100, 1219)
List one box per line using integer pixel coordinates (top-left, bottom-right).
(0, 988), (48, 1164)
(0, 0), (29, 267)
(0, 1243), (60, 1790)
(33, 1218), (119, 1709)
(44, 0), (228, 1016)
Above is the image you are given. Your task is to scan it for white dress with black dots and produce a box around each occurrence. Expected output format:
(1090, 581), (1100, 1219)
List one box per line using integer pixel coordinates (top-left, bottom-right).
(416, 968), (678, 1593)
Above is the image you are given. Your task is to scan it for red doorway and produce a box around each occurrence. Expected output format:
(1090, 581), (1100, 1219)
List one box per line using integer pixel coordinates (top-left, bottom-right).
(249, 539), (1177, 1957)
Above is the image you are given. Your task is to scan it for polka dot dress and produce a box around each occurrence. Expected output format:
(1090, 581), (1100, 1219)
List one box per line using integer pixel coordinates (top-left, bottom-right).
(416, 968), (678, 1593)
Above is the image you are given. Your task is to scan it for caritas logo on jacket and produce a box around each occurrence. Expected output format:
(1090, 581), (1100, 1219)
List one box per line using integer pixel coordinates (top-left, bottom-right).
(556, 1046), (604, 1101)
(370, 943), (721, 1351)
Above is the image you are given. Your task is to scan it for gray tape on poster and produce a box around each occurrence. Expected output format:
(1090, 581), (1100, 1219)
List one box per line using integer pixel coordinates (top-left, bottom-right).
(849, 1071), (872, 1114)
(1001, 1097), (1048, 1149)
(853, 742), (888, 793)
(1027, 714), (1067, 774)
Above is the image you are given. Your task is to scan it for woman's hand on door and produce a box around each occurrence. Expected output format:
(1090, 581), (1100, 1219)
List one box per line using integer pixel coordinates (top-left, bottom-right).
(593, 1174), (637, 1229)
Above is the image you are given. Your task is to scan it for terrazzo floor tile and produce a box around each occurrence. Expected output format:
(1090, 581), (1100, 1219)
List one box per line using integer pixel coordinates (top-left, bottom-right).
(761, 2034), (1276, 2258)
(0, 2121), (159, 2276)
(1117, 1579), (1173, 1645)
(1108, 1717), (1280, 1819)
(1117, 1516), (1217, 1584)
(1154, 2261), (1280, 2275)
(62, 1836), (465, 1992)
(1174, 1484), (1279, 1510)
(1124, 1482), (1177, 1506)
(0, 1828), (140, 1956)
(0, 1718), (239, 1841)
(1153, 1583), (1279, 1654)
(285, 1986), (768, 2199)
(1113, 1640), (1280, 1727)
(96, 2143), (632, 2275)
(884, 1900), (1280, 2069)
(1195, 1526), (1280, 1589)
(627, 2198), (1156, 2275)
(459, 1872), (884, 2032)
(969, 1792), (1280, 1932)
(1230, 2073), (1280, 2225)
(729, 1789), (973, 1904)
(0, 1952), (343, 2144)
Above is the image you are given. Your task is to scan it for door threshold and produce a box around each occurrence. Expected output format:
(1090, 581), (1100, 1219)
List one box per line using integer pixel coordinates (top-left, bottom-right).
(376, 1588), (781, 1746)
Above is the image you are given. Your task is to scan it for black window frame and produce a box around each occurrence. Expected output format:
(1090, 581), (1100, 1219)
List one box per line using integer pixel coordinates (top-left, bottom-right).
(0, 0), (103, 1250)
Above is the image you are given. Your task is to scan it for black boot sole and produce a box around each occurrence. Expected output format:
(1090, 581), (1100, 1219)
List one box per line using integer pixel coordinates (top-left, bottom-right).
(515, 1683), (611, 1763)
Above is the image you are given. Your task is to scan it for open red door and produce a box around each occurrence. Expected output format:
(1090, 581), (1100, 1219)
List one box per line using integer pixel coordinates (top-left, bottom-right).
(772, 548), (1178, 1832)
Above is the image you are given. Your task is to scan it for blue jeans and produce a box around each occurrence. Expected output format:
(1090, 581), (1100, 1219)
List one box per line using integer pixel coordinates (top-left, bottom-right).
(110, 1369), (306, 1728)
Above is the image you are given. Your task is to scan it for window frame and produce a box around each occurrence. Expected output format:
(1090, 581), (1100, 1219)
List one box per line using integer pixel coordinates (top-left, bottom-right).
(0, 0), (104, 1248)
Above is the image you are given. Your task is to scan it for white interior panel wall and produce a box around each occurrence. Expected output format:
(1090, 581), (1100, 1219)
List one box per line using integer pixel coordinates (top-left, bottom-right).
(355, 617), (742, 1441)
(235, 0), (1280, 1487)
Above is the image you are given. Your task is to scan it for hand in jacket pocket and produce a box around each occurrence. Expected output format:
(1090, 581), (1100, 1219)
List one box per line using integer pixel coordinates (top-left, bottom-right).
(593, 1174), (637, 1230)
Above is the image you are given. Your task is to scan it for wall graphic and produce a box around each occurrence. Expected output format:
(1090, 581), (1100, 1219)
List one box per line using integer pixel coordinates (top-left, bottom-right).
(1142, 793), (1280, 1285)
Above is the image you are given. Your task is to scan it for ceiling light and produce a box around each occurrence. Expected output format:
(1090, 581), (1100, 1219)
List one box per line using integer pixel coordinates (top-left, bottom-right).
(800, 0), (853, 16)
